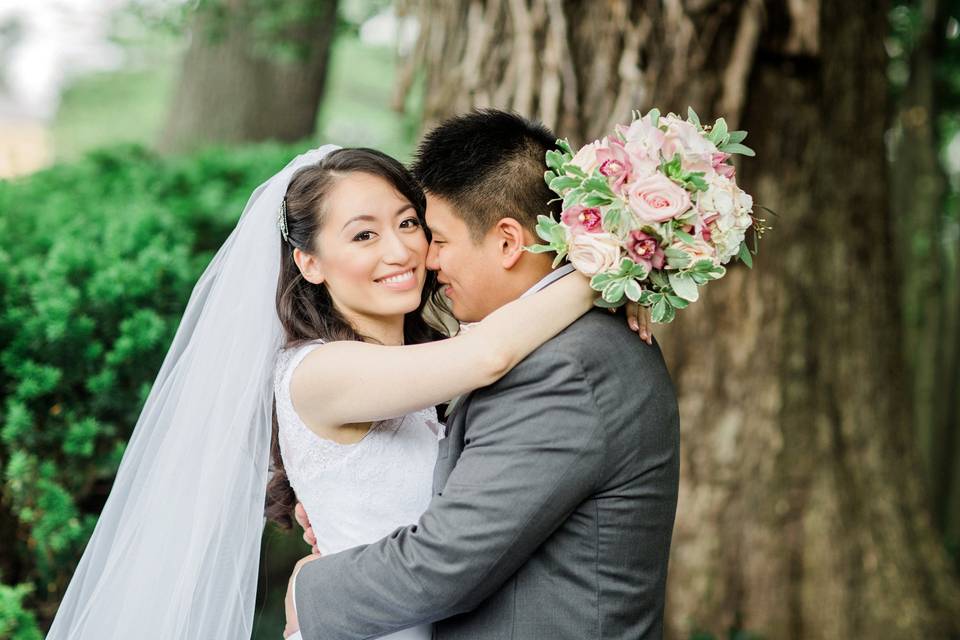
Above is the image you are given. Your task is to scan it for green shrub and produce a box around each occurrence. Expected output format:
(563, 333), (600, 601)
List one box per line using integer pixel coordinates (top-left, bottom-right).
(0, 142), (304, 630)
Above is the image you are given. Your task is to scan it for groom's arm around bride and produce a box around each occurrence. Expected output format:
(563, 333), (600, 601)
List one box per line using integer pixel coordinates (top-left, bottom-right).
(294, 307), (680, 640)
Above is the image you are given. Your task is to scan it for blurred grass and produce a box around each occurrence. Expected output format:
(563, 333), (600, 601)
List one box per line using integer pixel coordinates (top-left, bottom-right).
(51, 32), (421, 163)
(52, 65), (177, 162)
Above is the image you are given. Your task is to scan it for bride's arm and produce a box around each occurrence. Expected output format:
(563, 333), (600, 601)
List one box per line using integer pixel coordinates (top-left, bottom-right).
(289, 271), (594, 430)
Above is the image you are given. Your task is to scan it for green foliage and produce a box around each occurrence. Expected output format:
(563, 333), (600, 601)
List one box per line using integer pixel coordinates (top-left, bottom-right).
(0, 142), (303, 628)
(0, 582), (42, 640)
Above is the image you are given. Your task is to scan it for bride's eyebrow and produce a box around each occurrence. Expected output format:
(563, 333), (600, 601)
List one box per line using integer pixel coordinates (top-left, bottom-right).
(341, 214), (377, 231)
(341, 204), (416, 231)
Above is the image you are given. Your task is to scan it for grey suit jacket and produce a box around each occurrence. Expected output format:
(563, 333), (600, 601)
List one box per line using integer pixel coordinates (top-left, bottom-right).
(295, 308), (680, 639)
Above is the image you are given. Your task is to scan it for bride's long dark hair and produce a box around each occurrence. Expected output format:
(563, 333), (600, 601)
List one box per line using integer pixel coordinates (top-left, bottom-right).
(265, 148), (447, 529)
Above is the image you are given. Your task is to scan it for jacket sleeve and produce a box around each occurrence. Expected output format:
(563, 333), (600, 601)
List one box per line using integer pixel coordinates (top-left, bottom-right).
(294, 345), (607, 639)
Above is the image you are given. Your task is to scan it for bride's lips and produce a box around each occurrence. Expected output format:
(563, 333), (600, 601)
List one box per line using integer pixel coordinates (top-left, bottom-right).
(375, 268), (419, 291)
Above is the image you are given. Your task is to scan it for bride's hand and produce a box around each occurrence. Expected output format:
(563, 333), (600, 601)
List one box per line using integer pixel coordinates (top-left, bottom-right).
(295, 502), (320, 555)
(625, 301), (653, 345)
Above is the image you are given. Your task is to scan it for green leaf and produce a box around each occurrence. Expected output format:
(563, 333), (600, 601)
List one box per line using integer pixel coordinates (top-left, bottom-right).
(685, 173), (709, 192)
(549, 224), (568, 246)
(692, 259), (717, 272)
(590, 272), (617, 288)
(665, 294), (690, 309)
(720, 142), (755, 157)
(535, 215), (559, 243)
(582, 194), (612, 207)
(647, 108), (661, 127)
(673, 227), (696, 245)
(582, 176), (612, 194)
(687, 106), (702, 129)
(630, 261), (650, 280)
(649, 270), (669, 289)
(525, 243), (554, 254)
(664, 247), (692, 269)
(545, 150), (565, 172)
(651, 297), (674, 323)
(602, 279), (627, 303)
(544, 170), (557, 187)
(726, 130), (748, 144)
(603, 207), (622, 228)
(624, 278), (643, 302)
(556, 138), (573, 154)
(638, 290), (657, 305)
(661, 154), (683, 179)
(562, 188), (584, 211)
(668, 271), (700, 302)
(549, 175), (581, 193)
(593, 296), (623, 309)
(710, 117), (728, 144)
(562, 163), (587, 179)
(737, 241), (754, 268)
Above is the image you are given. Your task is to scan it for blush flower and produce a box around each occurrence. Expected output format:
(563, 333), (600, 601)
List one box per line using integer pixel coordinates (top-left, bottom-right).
(567, 232), (622, 276)
(595, 141), (633, 192)
(561, 205), (604, 234)
(626, 174), (692, 223)
(626, 230), (665, 271)
(712, 152), (736, 179)
(569, 138), (604, 174)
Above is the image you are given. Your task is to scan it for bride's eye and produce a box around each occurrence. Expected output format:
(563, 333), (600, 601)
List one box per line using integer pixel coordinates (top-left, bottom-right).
(352, 231), (376, 242)
(400, 217), (421, 229)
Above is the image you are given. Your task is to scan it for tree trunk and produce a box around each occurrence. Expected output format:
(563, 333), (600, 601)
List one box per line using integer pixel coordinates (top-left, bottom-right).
(398, 1), (960, 638)
(158, 0), (338, 153)
(888, 0), (960, 547)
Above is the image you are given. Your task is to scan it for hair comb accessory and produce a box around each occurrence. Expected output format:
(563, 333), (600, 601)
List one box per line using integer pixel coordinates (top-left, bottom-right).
(278, 197), (290, 242)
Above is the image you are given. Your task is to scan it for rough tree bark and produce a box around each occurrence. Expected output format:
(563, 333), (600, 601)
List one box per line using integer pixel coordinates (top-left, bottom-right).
(397, 1), (960, 638)
(159, 0), (338, 153)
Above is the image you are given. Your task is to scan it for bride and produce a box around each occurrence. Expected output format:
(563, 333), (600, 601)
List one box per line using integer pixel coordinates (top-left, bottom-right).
(46, 144), (649, 639)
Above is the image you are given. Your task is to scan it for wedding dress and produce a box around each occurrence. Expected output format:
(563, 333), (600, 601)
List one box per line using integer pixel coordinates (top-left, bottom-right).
(274, 339), (444, 640)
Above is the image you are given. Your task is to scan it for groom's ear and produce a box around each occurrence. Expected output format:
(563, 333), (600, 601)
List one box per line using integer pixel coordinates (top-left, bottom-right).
(493, 217), (529, 270)
(293, 248), (325, 285)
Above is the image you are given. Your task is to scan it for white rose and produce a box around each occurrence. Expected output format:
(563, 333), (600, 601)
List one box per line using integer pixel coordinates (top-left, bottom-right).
(568, 231), (622, 277)
(713, 228), (745, 264)
(661, 114), (718, 159)
(569, 138), (605, 174)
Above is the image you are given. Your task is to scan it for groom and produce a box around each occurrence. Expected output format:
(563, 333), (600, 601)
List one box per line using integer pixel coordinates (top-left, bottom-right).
(287, 109), (680, 639)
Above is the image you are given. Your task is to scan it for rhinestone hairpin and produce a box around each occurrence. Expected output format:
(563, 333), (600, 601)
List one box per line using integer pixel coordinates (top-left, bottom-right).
(278, 198), (289, 242)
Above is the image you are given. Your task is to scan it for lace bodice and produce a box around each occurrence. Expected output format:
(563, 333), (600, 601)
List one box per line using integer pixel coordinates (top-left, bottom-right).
(273, 339), (444, 555)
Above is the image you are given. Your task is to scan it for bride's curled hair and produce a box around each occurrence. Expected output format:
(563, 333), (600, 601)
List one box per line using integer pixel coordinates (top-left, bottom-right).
(265, 148), (446, 529)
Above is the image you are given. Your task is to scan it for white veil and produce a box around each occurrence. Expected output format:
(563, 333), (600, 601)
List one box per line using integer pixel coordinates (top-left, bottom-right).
(46, 144), (341, 639)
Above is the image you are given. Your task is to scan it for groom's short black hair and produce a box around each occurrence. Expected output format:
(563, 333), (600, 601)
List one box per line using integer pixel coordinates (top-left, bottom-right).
(411, 109), (561, 242)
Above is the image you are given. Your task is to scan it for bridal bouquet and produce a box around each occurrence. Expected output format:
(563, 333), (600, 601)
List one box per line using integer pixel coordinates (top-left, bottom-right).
(530, 108), (762, 323)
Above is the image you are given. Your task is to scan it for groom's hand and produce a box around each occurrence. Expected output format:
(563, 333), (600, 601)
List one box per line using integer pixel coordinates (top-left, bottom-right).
(294, 502), (320, 554)
(284, 553), (321, 638)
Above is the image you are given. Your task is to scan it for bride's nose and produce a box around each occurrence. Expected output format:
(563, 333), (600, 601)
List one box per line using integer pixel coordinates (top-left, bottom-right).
(381, 229), (414, 264)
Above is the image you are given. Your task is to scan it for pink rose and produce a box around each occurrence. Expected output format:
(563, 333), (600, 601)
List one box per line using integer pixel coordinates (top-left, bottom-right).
(626, 173), (692, 223)
(671, 236), (719, 266)
(567, 232), (622, 277)
(626, 230), (665, 271)
(562, 204), (603, 234)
